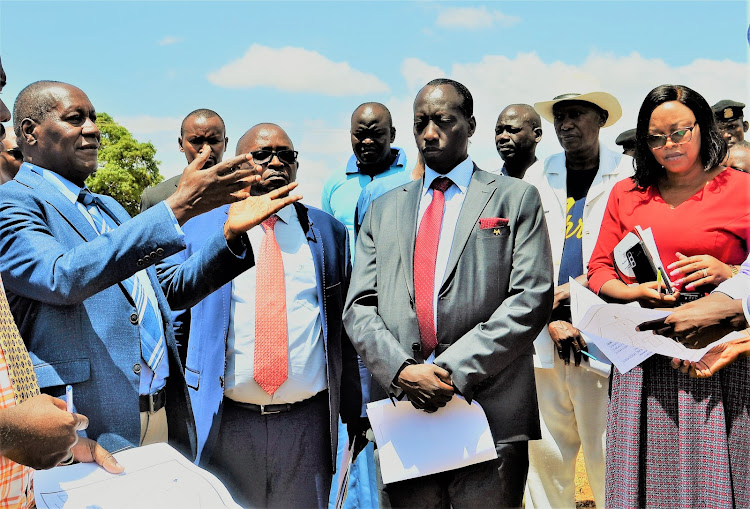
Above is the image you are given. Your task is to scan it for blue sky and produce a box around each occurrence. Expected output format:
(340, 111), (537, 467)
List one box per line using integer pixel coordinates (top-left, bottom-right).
(1, 1), (747, 206)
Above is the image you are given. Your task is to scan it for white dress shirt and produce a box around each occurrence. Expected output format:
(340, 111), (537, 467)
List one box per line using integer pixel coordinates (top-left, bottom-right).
(419, 156), (474, 355)
(224, 204), (327, 404)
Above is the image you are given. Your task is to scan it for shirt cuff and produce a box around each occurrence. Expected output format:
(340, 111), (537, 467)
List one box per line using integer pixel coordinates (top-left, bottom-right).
(713, 273), (750, 300)
(161, 201), (185, 239)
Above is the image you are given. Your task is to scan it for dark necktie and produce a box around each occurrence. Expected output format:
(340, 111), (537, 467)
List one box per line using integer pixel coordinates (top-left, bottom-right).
(414, 177), (453, 357)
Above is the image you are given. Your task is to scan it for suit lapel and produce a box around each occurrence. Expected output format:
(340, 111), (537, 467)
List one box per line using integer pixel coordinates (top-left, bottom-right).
(547, 164), (568, 219)
(295, 203), (328, 346)
(397, 180), (422, 302)
(15, 166), (98, 242)
(441, 167), (494, 290)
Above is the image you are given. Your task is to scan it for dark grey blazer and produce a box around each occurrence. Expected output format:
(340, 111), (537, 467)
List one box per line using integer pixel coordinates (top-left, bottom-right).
(140, 174), (181, 212)
(344, 166), (553, 442)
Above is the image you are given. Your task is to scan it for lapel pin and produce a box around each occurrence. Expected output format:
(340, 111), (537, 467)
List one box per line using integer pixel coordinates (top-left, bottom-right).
(493, 229), (501, 235)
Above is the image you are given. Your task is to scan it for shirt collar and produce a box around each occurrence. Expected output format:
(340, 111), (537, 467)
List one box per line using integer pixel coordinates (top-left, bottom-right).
(423, 156), (474, 195)
(24, 162), (83, 205)
(345, 146), (407, 175)
(274, 201), (296, 225)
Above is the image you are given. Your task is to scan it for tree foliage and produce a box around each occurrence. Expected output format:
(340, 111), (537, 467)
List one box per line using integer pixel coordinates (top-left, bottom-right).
(85, 112), (163, 216)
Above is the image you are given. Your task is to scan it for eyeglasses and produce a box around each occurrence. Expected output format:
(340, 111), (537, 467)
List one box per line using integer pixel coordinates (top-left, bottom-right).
(646, 124), (697, 150)
(250, 149), (298, 165)
(2, 148), (22, 160)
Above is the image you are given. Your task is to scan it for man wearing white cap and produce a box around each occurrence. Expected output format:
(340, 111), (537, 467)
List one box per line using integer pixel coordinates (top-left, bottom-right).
(524, 92), (633, 508)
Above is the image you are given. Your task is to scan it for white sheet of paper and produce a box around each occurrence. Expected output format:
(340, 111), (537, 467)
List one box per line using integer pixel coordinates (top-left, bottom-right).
(366, 395), (497, 485)
(578, 303), (744, 364)
(34, 442), (241, 509)
(569, 278), (653, 374)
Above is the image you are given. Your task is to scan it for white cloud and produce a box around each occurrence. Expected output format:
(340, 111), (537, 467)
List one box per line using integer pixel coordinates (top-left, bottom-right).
(158, 36), (182, 46)
(399, 51), (748, 174)
(207, 44), (390, 96)
(401, 58), (446, 92)
(435, 7), (520, 30)
(117, 115), (182, 134)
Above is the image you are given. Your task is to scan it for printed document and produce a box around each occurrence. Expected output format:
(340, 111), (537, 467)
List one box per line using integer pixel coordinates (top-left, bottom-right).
(34, 442), (240, 509)
(367, 396), (497, 484)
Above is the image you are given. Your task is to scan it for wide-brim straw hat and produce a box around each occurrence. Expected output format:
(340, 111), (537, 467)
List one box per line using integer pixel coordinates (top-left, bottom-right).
(534, 92), (622, 128)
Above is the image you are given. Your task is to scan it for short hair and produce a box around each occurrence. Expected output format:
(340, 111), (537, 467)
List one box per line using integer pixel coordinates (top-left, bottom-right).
(352, 102), (393, 128)
(503, 104), (541, 130)
(180, 108), (225, 137)
(13, 80), (65, 138)
(632, 84), (726, 190)
(424, 78), (473, 119)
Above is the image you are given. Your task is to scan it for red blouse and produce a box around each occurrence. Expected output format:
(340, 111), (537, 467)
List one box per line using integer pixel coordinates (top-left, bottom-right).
(587, 168), (750, 294)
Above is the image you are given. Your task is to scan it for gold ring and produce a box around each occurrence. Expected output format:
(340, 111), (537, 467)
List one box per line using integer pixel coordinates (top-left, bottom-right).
(58, 451), (75, 466)
(702, 269), (708, 278)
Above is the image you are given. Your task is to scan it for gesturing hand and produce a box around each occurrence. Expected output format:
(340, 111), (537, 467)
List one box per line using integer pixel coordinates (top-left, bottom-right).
(166, 144), (261, 225)
(396, 364), (454, 413)
(636, 292), (746, 349)
(667, 252), (733, 291)
(670, 335), (750, 378)
(0, 394), (87, 469)
(548, 320), (588, 366)
(71, 437), (124, 474)
(224, 181), (303, 240)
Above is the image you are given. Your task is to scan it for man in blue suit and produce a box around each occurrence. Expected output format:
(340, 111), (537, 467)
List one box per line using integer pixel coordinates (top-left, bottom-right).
(182, 123), (362, 508)
(0, 81), (301, 458)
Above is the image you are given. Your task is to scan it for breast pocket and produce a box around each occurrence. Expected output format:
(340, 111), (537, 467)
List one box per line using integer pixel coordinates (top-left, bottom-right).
(34, 358), (91, 389)
(477, 226), (510, 239)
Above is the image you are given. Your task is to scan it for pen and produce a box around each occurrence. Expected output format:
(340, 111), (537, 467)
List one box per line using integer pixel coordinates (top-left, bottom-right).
(656, 269), (663, 295)
(580, 350), (600, 362)
(66, 385), (73, 413)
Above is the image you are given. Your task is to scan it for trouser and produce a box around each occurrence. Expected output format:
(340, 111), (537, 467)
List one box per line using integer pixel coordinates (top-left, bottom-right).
(139, 406), (168, 446)
(525, 355), (608, 508)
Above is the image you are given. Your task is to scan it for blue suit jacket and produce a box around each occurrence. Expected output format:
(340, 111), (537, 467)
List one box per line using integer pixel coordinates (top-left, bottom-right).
(0, 164), (255, 456)
(182, 202), (362, 467)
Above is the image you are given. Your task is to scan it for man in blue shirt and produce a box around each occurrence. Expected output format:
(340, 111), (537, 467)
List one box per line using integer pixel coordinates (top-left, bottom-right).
(323, 102), (407, 509)
(322, 102), (407, 259)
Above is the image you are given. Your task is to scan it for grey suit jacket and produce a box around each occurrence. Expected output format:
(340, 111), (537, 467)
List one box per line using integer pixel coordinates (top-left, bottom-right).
(140, 175), (181, 212)
(344, 166), (553, 442)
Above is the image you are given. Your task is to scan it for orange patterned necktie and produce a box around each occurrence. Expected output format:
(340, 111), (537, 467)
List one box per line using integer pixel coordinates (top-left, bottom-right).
(254, 216), (288, 395)
(0, 282), (40, 403)
(414, 177), (453, 357)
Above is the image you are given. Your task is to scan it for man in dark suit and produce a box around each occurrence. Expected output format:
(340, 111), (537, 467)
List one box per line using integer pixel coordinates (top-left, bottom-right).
(181, 123), (362, 507)
(0, 80), (300, 456)
(344, 78), (553, 508)
(140, 108), (229, 212)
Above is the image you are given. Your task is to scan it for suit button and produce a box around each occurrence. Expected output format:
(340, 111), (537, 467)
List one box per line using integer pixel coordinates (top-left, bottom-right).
(156, 248), (164, 257)
(130, 313), (139, 325)
(143, 255), (151, 263)
(219, 376), (224, 388)
(133, 363), (141, 374)
(136, 259), (145, 267)
(150, 251), (157, 259)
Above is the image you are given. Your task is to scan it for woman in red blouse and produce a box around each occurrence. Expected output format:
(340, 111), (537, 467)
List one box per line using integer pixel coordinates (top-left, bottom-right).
(587, 84), (750, 508)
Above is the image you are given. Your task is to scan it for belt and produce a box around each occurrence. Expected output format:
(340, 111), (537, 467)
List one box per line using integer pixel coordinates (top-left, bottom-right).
(139, 386), (167, 413)
(227, 390), (327, 415)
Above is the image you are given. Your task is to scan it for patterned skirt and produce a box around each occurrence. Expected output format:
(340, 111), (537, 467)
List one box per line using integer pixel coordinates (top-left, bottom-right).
(605, 355), (750, 508)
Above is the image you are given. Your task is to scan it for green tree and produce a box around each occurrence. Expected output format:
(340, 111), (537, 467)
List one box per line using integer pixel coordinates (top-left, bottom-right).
(85, 112), (163, 216)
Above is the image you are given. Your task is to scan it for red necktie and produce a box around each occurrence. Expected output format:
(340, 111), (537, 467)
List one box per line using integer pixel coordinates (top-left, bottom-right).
(414, 177), (453, 357)
(254, 215), (288, 395)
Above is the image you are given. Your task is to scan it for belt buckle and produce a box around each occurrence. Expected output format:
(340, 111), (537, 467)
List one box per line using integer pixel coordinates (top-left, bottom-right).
(259, 404), (281, 415)
(148, 393), (156, 414)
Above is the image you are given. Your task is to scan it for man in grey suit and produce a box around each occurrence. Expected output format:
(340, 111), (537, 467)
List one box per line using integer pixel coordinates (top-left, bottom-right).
(344, 78), (553, 508)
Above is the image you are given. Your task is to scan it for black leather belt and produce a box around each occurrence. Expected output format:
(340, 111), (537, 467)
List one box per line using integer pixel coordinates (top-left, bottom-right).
(228, 390), (327, 415)
(139, 386), (167, 413)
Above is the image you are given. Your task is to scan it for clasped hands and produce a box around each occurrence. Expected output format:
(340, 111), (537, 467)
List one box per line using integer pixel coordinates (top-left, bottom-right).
(396, 364), (454, 413)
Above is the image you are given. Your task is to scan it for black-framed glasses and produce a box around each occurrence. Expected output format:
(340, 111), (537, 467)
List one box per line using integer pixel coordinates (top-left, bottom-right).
(250, 149), (298, 165)
(646, 124), (697, 150)
(2, 147), (22, 160)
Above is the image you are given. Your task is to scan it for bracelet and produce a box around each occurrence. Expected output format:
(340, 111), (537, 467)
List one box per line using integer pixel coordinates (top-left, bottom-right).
(58, 451), (75, 466)
(731, 265), (740, 277)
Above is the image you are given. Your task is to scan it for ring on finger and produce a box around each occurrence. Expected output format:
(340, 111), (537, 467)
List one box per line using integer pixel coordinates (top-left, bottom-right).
(702, 269), (708, 278)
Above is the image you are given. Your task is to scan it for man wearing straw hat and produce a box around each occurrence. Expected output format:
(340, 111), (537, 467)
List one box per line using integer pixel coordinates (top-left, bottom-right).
(524, 91), (633, 509)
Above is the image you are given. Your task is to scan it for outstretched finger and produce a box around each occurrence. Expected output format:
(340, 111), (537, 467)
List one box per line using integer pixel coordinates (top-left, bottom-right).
(214, 153), (255, 176)
(72, 412), (89, 431)
(636, 317), (668, 332)
(266, 181), (300, 200)
(184, 143), (212, 173)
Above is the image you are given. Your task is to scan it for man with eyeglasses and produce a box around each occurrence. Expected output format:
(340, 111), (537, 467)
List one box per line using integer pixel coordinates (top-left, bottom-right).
(712, 99), (748, 148)
(0, 130), (22, 184)
(523, 92), (633, 509)
(179, 123), (362, 508)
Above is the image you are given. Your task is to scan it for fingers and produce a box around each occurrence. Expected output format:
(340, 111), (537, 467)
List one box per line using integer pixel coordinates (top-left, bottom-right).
(266, 181), (300, 199)
(72, 412), (89, 431)
(184, 143), (212, 172)
(636, 317), (667, 332)
(91, 442), (124, 474)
